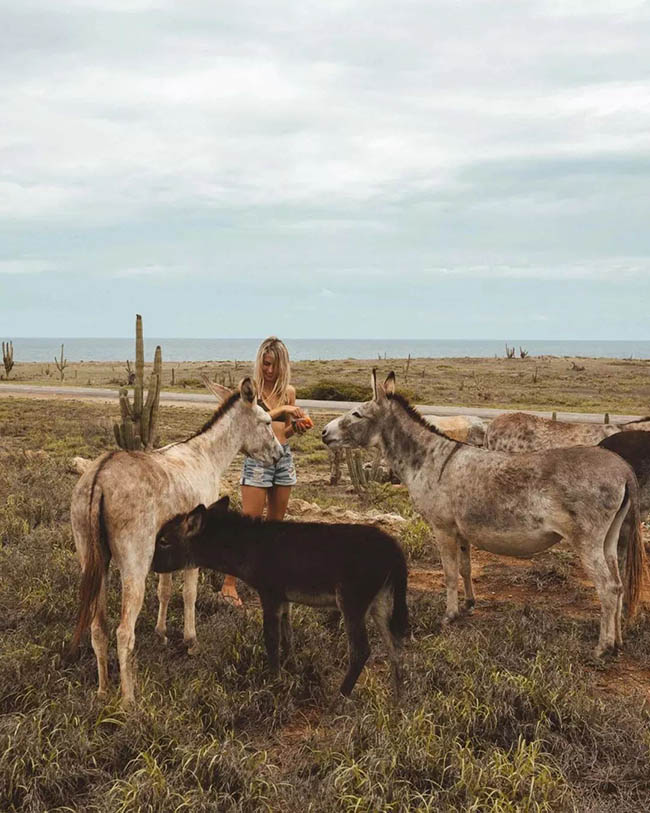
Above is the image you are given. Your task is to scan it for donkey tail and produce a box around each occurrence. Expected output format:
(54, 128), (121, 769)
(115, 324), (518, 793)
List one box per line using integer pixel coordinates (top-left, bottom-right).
(622, 476), (646, 620)
(67, 480), (110, 659)
(389, 553), (409, 642)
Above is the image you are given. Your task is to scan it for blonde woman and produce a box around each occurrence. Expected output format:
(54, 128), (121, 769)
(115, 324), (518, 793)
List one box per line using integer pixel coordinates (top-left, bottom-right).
(220, 336), (312, 607)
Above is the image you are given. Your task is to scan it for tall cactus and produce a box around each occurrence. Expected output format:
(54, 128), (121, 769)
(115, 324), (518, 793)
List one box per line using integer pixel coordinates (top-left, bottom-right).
(113, 315), (162, 451)
(345, 448), (384, 495)
(2, 341), (14, 379)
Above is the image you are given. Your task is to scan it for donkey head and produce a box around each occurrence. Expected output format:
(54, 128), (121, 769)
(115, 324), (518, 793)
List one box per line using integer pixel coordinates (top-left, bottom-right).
(153, 496), (232, 572)
(322, 369), (395, 449)
(204, 376), (283, 465)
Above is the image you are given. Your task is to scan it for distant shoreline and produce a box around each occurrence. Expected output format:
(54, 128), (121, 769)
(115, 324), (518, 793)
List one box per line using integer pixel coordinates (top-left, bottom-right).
(4, 337), (650, 363)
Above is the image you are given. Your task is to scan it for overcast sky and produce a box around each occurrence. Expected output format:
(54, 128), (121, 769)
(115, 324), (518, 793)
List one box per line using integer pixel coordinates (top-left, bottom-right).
(1, 0), (649, 339)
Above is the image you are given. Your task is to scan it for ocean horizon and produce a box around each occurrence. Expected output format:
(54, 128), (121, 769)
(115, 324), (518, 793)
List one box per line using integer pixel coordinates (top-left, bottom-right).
(6, 338), (650, 363)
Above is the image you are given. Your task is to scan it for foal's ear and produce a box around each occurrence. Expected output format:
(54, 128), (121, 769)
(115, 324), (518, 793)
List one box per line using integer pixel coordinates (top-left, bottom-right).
(207, 495), (230, 513)
(239, 377), (256, 405)
(201, 375), (232, 404)
(371, 368), (386, 402)
(183, 504), (206, 537)
(384, 372), (396, 396)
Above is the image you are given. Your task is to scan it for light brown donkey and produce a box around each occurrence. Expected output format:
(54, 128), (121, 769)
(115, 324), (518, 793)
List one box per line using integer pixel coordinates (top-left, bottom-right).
(323, 372), (645, 657)
(486, 411), (650, 452)
(69, 378), (283, 705)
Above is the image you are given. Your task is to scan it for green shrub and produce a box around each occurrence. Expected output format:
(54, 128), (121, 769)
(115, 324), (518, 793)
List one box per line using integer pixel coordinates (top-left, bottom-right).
(297, 380), (372, 401)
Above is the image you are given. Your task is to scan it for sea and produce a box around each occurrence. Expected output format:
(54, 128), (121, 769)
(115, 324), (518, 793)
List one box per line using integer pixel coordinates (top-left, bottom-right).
(8, 338), (650, 363)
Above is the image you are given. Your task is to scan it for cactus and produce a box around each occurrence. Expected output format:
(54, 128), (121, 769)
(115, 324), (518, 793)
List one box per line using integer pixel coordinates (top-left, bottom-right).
(2, 341), (14, 379)
(54, 344), (68, 381)
(345, 448), (384, 495)
(113, 315), (162, 451)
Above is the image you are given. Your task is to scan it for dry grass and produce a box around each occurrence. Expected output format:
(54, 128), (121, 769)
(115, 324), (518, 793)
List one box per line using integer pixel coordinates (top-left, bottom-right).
(4, 353), (650, 413)
(1, 397), (650, 811)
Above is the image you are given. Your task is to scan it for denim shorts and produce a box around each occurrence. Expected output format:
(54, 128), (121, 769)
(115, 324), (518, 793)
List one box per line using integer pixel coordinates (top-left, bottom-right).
(240, 443), (297, 488)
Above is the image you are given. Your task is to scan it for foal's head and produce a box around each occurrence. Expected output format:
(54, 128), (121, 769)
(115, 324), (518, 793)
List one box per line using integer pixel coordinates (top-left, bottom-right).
(321, 370), (396, 449)
(153, 496), (232, 572)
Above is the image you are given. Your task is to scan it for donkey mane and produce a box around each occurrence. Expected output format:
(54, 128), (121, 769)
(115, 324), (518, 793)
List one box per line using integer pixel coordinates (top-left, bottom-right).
(183, 392), (242, 443)
(387, 392), (465, 444)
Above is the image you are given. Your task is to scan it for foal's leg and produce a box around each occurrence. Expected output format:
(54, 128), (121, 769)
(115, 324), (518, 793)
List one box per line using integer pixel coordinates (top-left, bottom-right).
(437, 531), (461, 624)
(90, 575), (110, 698)
(458, 538), (475, 613)
(336, 589), (371, 697)
(279, 603), (295, 666)
(155, 573), (173, 644)
(370, 590), (403, 701)
(182, 567), (200, 655)
(575, 532), (620, 657)
(116, 570), (147, 705)
(261, 595), (282, 676)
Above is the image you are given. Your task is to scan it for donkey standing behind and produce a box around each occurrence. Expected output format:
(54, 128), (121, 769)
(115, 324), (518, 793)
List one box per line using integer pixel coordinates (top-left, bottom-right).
(323, 372), (645, 657)
(153, 496), (409, 700)
(69, 378), (283, 705)
(486, 411), (650, 452)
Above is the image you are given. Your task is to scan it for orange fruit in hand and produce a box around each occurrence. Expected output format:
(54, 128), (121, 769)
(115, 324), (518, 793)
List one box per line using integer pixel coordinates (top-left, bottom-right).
(294, 415), (313, 431)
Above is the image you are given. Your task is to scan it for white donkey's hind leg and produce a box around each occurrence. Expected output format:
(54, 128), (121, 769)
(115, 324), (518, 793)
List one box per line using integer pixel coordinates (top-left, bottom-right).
(91, 576), (110, 698)
(576, 530), (621, 657)
(183, 567), (200, 655)
(155, 573), (173, 644)
(604, 499), (630, 650)
(116, 571), (147, 705)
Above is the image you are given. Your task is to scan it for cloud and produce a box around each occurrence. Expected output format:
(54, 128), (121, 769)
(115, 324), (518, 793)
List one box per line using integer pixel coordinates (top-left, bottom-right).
(1, 1), (649, 336)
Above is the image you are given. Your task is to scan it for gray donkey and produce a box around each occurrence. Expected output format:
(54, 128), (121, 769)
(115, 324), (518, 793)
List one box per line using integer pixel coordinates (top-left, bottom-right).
(69, 378), (283, 705)
(322, 372), (646, 657)
(486, 411), (650, 452)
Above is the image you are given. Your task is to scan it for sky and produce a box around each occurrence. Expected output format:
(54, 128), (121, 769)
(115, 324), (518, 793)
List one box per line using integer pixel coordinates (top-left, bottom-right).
(1, 0), (649, 339)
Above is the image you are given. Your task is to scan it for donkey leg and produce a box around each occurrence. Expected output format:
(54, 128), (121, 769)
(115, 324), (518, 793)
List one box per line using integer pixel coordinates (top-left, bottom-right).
(577, 536), (619, 657)
(116, 573), (147, 706)
(90, 575), (110, 698)
(370, 591), (403, 701)
(155, 573), (173, 644)
(437, 532), (461, 624)
(261, 596), (282, 676)
(339, 609), (371, 697)
(182, 567), (200, 655)
(458, 538), (475, 613)
(604, 506), (629, 650)
(279, 603), (296, 667)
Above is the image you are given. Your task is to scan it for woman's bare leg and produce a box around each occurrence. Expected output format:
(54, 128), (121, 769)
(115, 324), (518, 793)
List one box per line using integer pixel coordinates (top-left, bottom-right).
(220, 485), (268, 605)
(267, 485), (292, 521)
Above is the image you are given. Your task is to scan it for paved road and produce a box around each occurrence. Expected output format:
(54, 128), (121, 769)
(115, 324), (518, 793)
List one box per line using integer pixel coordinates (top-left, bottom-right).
(0, 383), (641, 425)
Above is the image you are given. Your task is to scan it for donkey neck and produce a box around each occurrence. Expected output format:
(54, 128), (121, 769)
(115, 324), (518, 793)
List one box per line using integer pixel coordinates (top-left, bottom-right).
(164, 407), (244, 478)
(379, 400), (457, 485)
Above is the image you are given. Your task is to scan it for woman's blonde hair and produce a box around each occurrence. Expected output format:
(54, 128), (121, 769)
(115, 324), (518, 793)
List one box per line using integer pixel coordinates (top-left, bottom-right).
(253, 336), (291, 408)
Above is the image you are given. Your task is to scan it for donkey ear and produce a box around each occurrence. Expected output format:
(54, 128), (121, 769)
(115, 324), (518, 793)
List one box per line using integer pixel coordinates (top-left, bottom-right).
(207, 495), (230, 513)
(384, 372), (396, 396)
(239, 377), (256, 405)
(201, 375), (232, 404)
(371, 368), (386, 402)
(183, 504), (206, 537)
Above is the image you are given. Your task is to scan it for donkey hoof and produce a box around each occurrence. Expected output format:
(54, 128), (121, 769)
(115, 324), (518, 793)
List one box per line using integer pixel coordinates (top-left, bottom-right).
(594, 644), (616, 659)
(96, 689), (109, 702)
(155, 630), (168, 646)
(442, 611), (459, 626)
(185, 639), (200, 656)
(464, 599), (476, 615)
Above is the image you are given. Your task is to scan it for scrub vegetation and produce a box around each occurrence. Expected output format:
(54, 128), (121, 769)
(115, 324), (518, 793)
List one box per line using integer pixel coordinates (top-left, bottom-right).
(1, 397), (650, 811)
(5, 353), (650, 413)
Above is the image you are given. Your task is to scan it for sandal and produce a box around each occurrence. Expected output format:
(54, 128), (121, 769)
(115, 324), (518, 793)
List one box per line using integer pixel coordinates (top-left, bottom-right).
(218, 591), (244, 609)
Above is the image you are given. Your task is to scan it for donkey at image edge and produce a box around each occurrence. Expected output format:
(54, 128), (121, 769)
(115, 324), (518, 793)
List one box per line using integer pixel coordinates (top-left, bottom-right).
(153, 497), (409, 701)
(322, 370), (646, 658)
